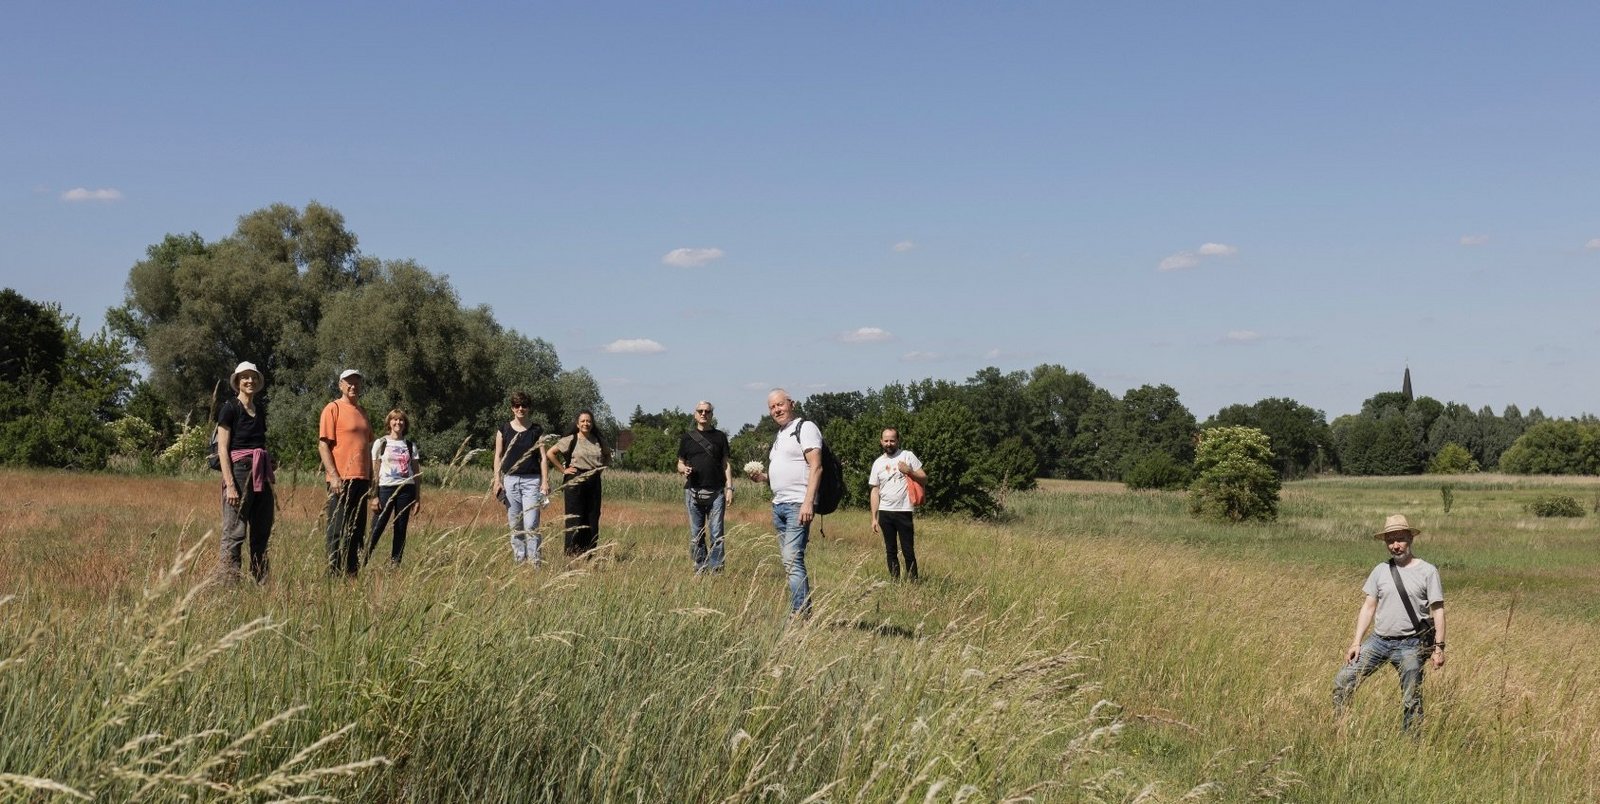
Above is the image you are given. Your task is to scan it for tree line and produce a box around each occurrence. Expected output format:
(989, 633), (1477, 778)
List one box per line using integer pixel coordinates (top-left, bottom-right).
(3, 201), (1595, 498)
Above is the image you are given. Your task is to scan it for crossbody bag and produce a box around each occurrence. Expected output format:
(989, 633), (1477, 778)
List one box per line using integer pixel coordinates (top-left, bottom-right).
(1387, 558), (1437, 645)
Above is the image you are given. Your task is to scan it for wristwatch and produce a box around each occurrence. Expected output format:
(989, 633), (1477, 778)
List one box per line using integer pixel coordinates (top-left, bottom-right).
(1433, 642), (1446, 649)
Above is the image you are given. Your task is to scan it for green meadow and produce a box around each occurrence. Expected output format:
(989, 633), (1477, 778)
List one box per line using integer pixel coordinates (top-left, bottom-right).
(2, 469), (1597, 802)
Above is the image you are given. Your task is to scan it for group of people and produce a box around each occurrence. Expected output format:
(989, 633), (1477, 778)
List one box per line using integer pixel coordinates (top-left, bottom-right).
(216, 369), (1444, 732)
(214, 364), (612, 582)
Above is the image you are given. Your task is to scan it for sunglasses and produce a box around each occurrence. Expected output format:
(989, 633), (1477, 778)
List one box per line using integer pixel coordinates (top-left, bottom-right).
(695, 409), (713, 414)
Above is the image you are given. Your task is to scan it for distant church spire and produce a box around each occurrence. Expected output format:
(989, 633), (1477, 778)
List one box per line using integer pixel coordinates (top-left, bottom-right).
(1402, 365), (1413, 403)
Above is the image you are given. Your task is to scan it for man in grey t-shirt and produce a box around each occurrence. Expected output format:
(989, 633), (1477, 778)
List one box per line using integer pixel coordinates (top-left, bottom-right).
(1332, 514), (1447, 731)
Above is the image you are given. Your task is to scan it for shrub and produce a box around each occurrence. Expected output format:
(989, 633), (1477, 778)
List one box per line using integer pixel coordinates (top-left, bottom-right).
(1188, 426), (1280, 522)
(1441, 484), (1455, 514)
(1427, 442), (1480, 474)
(1527, 494), (1585, 518)
(1123, 451), (1190, 490)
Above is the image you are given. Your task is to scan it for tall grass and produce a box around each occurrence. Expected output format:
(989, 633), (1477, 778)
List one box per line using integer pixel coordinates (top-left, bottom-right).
(2, 469), (1598, 800)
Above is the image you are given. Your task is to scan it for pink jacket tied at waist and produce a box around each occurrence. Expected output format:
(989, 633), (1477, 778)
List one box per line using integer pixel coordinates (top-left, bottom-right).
(228, 448), (276, 492)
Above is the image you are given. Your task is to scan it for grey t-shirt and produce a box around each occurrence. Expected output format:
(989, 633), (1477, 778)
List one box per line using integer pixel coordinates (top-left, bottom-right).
(1362, 558), (1444, 638)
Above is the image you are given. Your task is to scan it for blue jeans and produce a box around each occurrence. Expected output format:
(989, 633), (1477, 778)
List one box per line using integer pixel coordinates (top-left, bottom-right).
(771, 503), (811, 615)
(686, 489), (726, 571)
(506, 474), (544, 564)
(1332, 634), (1427, 731)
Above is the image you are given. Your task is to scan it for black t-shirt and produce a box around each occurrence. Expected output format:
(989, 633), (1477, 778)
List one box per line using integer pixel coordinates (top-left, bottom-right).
(677, 428), (729, 489)
(499, 422), (545, 476)
(216, 397), (268, 450)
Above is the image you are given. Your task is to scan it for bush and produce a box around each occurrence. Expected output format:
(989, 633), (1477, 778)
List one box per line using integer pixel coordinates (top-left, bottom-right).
(1427, 442), (1480, 474)
(1123, 451), (1190, 490)
(1527, 494), (1585, 518)
(1188, 426), (1281, 522)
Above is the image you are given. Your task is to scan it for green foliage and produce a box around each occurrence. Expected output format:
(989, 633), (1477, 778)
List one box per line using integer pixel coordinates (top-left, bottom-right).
(1427, 442), (1480, 474)
(0, 288), (69, 386)
(0, 296), (136, 469)
(615, 408), (694, 472)
(1122, 451), (1191, 490)
(1206, 397), (1333, 478)
(904, 400), (1000, 517)
(1527, 494), (1585, 518)
(1440, 484), (1455, 514)
(1331, 408), (1421, 475)
(1188, 426), (1281, 522)
(108, 203), (608, 470)
(108, 416), (161, 460)
(1498, 420), (1600, 475)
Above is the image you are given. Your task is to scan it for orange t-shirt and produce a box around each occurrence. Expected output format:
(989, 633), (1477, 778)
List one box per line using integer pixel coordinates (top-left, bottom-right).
(319, 398), (373, 479)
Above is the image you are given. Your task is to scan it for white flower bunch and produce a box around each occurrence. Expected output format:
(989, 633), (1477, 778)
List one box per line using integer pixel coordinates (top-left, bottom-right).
(743, 461), (765, 478)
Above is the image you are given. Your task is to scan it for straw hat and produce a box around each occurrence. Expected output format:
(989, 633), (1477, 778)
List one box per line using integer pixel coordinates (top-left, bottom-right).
(230, 361), (264, 391)
(1373, 514), (1420, 540)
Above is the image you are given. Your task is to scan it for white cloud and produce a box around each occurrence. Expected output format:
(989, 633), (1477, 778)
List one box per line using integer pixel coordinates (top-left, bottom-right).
(893, 240), (916, 253)
(839, 327), (892, 343)
(661, 247), (725, 267)
(1585, 238), (1600, 251)
(1222, 330), (1262, 344)
(741, 381), (769, 391)
(901, 350), (942, 362)
(1158, 252), (1201, 272)
(1459, 234), (1489, 247)
(984, 348), (1003, 359)
(61, 187), (123, 202)
(1159, 241), (1238, 272)
(602, 338), (666, 354)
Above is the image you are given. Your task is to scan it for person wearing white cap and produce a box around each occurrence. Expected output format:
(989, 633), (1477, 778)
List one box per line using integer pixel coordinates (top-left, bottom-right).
(318, 368), (374, 577)
(216, 361), (274, 583)
(1332, 514), (1447, 731)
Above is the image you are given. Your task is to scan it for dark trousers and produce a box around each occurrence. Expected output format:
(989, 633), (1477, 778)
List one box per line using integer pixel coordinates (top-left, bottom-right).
(325, 479), (370, 576)
(563, 472), (603, 556)
(878, 510), (918, 580)
(367, 483), (417, 565)
(220, 459), (274, 583)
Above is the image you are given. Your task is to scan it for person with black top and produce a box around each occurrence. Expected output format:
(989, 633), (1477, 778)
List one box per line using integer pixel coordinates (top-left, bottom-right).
(676, 400), (733, 573)
(546, 409), (611, 557)
(492, 390), (550, 565)
(216, 361), (275, 584)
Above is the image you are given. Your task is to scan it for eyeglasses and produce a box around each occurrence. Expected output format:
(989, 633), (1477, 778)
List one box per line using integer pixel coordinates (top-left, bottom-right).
(511, 404), (528, 410)
(695, 409), (712, 415)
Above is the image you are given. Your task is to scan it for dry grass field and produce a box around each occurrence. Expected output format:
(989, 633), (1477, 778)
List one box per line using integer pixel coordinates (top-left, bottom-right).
(2, 468), (1598, 801)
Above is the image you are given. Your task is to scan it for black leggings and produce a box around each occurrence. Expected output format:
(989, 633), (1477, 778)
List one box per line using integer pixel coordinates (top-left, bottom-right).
(878, 510), (918, 579)
(563, 472), (603, 555)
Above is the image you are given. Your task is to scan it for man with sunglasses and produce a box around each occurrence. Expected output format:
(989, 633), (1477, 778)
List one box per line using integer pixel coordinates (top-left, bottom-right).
(677, 401), (733, 573)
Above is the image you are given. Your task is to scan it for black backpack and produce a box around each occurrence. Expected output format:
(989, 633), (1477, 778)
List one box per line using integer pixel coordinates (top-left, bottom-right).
(791, 418), (846, 515)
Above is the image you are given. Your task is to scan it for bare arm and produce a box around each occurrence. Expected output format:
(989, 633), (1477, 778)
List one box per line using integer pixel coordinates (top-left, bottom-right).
(317, 439), (340, 492)
(217, 424), (238, 506)
(869, 485), (881, 533)
(1345, 595), (1378, 663)
(800, 447), (822, 524)
(1430, 602), (1446, 668)
(491, 430), (505, 494)
(896, 460), (927, 483)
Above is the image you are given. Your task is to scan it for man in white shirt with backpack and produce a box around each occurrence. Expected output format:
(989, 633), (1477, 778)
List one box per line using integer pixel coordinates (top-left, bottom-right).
(748, 389), (822, 618)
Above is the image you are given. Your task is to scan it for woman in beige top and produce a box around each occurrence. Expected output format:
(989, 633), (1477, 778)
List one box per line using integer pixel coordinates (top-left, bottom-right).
(546, 409), (611, 557)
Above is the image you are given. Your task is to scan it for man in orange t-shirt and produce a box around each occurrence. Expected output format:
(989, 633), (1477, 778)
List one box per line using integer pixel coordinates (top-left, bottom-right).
(318, 369), (374, 576)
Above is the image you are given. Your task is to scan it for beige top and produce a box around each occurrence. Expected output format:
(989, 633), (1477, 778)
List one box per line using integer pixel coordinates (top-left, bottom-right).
(555, 434), (609, 472)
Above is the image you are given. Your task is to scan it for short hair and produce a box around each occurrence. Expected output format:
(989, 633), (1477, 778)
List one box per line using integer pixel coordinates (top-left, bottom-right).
(385, 408), (410, 436)
(882, 427), (900, 439)
(509, 390), (532, 408)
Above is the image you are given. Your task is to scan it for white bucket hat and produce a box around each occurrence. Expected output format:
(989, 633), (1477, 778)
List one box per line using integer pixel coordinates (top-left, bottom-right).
(230, 361), (264, 391)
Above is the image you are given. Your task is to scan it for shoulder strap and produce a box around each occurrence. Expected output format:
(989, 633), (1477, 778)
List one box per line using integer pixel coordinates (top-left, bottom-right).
(688, 428), (716, 456)
(1387, 559), (1425, 632)
(377, 437), (387, 455)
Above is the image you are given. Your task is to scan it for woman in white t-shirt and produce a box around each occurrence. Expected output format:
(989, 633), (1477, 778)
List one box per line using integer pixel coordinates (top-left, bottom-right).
(367, 408), (422, 566)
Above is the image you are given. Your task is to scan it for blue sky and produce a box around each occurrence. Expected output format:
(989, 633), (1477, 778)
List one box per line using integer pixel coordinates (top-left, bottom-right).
(5, 2), (1598, 430)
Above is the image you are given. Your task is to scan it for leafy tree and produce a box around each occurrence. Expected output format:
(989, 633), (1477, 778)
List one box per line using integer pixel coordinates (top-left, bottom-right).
(1498, 420), (1600, 475)
(1188, 426), (1281, 522)
(615, 408), (693, 472)
(1426, 442), (1480, 474)
(1206, 397), (1334, 478)
(1122, 452), (1190, 490)
(0, 297), (136, 468)
(1024, 364), (1103, 478)
(0, 288), (69, 386)
(905, 400), (999, 517)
